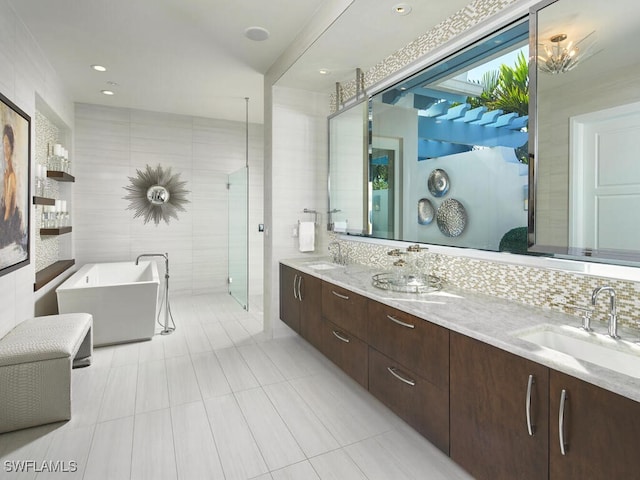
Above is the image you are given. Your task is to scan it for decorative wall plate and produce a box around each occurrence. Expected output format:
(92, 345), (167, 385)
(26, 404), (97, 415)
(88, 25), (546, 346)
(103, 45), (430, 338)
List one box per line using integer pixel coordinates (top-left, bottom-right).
(428, 168), (450, 197)
(436, 198), (467, 237)
(418, 198), (435, 224)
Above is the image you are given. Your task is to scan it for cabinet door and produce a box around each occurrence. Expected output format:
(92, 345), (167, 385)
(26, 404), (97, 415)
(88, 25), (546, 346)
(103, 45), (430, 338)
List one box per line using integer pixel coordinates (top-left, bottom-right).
(279, 264), (300, 332)
(323, 320), (368, 388)
(298, 272), (322, 351)
(322, 281), (368, 340)
(368, 300), (448, 388)
(549, 370), (640, 479)
(369, 347), (449, 454)
(450, 332), (549, 480)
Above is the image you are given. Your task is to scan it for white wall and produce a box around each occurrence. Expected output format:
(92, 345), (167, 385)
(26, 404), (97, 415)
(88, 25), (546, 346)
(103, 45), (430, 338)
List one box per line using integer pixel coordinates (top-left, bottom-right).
(73, 103), (264, 297)
(0, 0), (74, 337)
(264, 86), (330, 336)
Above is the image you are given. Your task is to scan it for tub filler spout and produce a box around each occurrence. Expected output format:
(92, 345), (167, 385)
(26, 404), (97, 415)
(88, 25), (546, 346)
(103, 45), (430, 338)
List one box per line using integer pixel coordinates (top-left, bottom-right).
(136, 252), (175, 336)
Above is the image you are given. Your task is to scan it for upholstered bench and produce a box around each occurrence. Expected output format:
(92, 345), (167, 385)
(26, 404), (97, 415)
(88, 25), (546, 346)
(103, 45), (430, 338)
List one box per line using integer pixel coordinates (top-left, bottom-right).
(0, 313), (93, 433)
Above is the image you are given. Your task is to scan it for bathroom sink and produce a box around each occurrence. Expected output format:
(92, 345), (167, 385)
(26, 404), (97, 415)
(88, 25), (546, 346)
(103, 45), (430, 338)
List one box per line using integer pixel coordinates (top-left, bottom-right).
(305, 261), (342, 271)
(514, 324), (640, 378)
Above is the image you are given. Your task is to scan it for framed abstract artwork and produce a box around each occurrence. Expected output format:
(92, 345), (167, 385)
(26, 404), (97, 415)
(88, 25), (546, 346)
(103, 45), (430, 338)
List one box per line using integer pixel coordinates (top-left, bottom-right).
(0, 92), (30, 276)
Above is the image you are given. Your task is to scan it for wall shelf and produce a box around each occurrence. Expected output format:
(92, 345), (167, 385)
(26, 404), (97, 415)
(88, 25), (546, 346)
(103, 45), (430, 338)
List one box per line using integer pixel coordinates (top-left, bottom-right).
(40, 226), (72, 236)
(34, 259), (75, 291)
(47, 170), (75, 182)
(33, 196), (55, 206)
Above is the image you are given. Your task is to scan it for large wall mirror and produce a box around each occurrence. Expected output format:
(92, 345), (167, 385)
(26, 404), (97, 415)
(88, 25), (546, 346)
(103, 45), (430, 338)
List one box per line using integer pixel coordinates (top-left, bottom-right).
(329, 20), (531, 254)
(529, 0), (640, 264)
(328, 0), (640, 267)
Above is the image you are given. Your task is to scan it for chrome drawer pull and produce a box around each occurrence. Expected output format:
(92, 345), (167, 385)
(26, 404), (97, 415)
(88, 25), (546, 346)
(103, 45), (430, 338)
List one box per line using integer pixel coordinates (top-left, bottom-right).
(331, 290), (350, 300)
(387, 314), (415, 329)
(559, 389), (568, 456)
(293, 274), (299, 300)
(526, 374), (536, 436)
(332, 330), (350, 343)
(387, 366), (416, 386)
(296, 275), (303, 302)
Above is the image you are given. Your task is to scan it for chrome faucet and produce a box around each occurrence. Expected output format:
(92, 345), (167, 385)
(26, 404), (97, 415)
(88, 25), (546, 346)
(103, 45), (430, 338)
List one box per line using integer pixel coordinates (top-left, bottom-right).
(328, 241), (347, 265)
(591, 285), (619, 339)
(136, 252), (169, 273)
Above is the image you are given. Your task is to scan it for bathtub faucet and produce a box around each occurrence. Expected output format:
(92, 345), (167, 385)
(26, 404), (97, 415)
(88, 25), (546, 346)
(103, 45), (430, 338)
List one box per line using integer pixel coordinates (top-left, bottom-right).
(136, 253), (169, 276)
(135, 253), (174, 335)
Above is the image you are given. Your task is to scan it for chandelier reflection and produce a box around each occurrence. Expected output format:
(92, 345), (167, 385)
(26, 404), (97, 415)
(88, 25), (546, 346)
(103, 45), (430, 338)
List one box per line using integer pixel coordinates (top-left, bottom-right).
(538, 31), (597, 74)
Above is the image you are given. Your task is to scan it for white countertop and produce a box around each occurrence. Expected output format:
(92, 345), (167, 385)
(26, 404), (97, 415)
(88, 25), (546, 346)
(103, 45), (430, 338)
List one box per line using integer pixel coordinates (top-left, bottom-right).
(281, 257), (640, 403)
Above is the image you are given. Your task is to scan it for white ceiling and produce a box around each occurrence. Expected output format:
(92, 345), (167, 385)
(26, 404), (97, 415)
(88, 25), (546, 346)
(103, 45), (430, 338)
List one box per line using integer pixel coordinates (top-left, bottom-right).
(10, 0), (471, 123)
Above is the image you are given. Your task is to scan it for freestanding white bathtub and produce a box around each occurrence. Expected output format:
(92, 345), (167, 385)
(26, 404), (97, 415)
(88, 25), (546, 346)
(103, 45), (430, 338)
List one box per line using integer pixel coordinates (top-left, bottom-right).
(56, 261), (160, 346)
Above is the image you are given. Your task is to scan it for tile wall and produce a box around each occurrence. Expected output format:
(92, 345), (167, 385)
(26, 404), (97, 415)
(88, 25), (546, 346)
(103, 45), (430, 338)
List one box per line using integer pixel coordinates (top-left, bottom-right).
(73, 103), (264, 297)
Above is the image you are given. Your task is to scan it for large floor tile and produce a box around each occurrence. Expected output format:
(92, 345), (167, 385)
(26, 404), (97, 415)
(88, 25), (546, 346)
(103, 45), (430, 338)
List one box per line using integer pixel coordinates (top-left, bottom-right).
(215, 347), (260, 392)
(84, 416), (134, 480)
(135, 359), (169, 414)
(131, 409), (177, 480)
(204, 394), (269, 480)
(235, 387), (306, 471)
(171, 402), (225, 480)
(165, 355), (201, 406)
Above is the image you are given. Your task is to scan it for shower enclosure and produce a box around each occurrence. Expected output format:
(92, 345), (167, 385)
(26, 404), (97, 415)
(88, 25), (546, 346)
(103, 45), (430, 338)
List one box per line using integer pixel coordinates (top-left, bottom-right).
(228, 166), (248, 310)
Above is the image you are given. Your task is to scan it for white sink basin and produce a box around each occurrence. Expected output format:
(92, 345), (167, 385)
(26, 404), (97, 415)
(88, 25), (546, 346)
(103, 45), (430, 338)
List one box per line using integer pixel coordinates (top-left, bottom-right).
(514, 324), (640, 378)
(305, 262), (341, 271)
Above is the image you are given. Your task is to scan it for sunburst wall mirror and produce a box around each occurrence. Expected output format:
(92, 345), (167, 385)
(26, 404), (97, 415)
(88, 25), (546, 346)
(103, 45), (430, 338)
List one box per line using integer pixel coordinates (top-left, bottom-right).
(123, 164), (190, 225)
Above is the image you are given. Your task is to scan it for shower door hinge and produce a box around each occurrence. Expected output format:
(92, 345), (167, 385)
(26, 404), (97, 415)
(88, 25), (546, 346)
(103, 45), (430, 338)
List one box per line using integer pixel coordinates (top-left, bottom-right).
(227, 277), (232, 284)
(226, 183), (231, 190)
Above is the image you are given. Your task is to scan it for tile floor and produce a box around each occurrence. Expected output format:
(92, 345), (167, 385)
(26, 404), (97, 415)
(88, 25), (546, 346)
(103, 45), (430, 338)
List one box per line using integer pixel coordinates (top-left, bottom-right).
(0, 293), (472, 479)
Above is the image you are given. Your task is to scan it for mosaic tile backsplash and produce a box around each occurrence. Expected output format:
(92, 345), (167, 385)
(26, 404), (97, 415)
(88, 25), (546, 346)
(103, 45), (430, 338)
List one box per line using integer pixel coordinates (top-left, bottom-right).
(34, 111), (61, 271)
(330, 237), (640, 330)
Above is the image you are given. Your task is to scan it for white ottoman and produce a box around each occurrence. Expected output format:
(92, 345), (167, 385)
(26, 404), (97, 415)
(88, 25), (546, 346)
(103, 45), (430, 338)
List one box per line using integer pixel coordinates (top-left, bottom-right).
(0, 313), (93, 433)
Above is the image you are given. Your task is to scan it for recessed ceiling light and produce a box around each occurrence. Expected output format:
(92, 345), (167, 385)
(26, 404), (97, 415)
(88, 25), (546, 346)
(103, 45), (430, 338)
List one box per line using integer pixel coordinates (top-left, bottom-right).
(101, 90), (115, 96)
(319, 69), (330, 75)
(393, 3), (412, 15)
(244, 26), (270, 41)
(91, 64), (107, 72)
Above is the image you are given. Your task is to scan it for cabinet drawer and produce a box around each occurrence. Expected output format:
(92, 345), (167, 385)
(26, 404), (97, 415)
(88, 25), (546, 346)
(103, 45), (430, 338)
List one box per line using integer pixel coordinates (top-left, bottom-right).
(322, 281), (367, 340)
(323, 320), (368, 388)
(369, 347), (449, 454)
(368, 300), (449, 387)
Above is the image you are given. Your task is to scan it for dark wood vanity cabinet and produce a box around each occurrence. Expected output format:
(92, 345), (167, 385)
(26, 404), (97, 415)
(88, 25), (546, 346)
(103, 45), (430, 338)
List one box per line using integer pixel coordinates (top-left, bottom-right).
(279, 264), (322, 349)
(367, 300), (450, 453)
(450, 332), (549, 480)
(321, 280), (369, 387)
(323, 320), (369, 388)
(321, 281), (368, 341)
(549, 370), (640, 479)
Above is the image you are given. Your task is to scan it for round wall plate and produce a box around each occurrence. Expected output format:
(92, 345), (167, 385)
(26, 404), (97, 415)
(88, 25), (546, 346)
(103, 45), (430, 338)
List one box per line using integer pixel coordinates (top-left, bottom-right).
(428, 169), (450, 197)
(436, 198), (467, 237)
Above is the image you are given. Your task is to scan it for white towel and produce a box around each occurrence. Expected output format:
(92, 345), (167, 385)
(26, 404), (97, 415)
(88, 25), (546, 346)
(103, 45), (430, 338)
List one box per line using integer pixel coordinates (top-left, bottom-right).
(298, 222), (315, 252)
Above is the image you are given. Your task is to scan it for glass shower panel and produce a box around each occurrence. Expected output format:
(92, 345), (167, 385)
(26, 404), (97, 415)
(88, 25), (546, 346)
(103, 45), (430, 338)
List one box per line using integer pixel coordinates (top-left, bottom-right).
(228, 166), (248, 310)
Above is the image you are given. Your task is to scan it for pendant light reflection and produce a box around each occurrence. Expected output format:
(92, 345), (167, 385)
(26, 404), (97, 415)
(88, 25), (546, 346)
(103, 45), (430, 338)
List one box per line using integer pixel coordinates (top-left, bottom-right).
(538, 31), (598, 74)
(123, 164), (190, 225)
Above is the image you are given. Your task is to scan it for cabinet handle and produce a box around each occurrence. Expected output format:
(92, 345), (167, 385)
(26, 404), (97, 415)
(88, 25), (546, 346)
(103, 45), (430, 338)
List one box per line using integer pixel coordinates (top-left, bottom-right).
(526, 374), (536, 436)
(559, 389), (568, 456)
(296, 275), (303, 302)
(387, 314), (415, 329)
(293, 274), (299, 300)
(332, 330), (350, 343)
(387, 366), (416, 386)
(331, 290), (350, 300)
